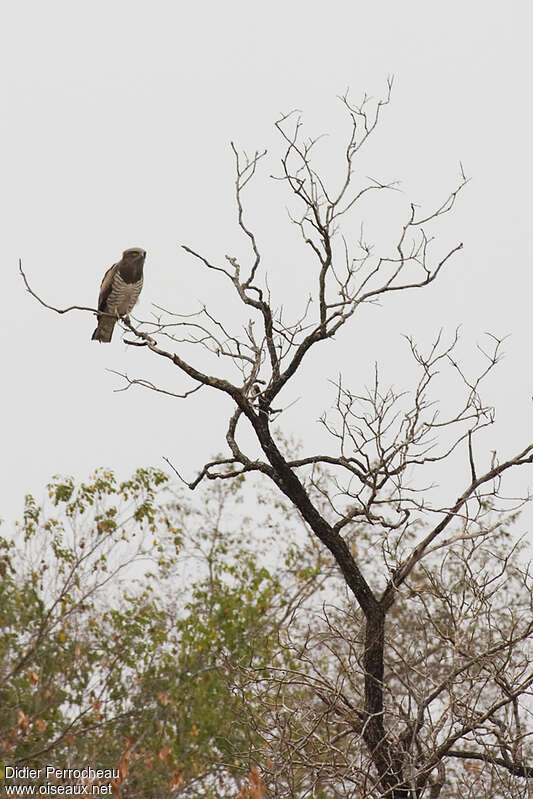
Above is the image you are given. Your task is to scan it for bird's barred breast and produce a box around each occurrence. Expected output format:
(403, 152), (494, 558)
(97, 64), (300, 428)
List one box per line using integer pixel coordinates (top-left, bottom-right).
(107, 274), (144, 315)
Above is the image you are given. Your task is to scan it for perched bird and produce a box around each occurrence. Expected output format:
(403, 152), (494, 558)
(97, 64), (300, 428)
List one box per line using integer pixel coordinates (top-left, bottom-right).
(91, 248), (146, 342)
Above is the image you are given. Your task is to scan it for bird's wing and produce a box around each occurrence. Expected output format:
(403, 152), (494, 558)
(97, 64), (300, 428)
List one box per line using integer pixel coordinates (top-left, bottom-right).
(97, 262), (119, 311)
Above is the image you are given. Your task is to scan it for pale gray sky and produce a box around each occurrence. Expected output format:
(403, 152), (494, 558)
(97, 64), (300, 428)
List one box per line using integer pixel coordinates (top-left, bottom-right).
(3, 2), (532, 527)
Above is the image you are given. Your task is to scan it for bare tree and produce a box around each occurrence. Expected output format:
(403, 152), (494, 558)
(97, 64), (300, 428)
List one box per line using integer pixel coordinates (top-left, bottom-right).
(225, 492), (533, 798)
(20, 82), (533, 798)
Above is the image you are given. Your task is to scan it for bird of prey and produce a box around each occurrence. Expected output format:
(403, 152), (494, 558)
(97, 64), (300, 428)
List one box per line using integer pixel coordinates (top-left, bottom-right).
(91, 247), (146, 342)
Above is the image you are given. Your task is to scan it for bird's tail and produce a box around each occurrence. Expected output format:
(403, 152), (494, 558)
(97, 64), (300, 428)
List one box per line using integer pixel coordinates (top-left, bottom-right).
(91, 316), (116, 343)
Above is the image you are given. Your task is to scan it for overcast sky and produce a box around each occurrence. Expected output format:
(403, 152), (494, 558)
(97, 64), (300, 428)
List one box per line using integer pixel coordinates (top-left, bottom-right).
(2, 2), (532, 530)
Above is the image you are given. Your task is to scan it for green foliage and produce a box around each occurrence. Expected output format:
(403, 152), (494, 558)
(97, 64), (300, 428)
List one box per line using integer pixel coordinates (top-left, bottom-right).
(0, 468), (322, 798)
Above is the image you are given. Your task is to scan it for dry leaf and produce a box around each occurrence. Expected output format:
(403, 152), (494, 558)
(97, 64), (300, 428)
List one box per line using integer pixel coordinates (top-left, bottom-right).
(237, 767), (265, 799)
(169, 771), (184, 791)
(17, 710), (30, 732)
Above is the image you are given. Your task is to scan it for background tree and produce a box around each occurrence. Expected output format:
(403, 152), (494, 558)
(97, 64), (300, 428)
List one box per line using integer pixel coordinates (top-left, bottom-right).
(19, 83), (533, 797)
(0, 467), (332, 797)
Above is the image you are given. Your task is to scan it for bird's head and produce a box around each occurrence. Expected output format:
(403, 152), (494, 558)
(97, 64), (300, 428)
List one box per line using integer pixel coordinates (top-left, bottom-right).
(123, 247), (146, 262)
